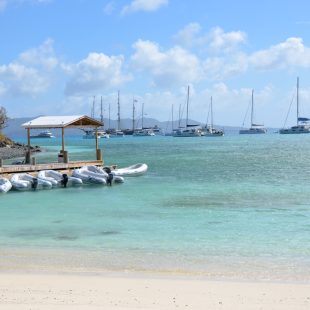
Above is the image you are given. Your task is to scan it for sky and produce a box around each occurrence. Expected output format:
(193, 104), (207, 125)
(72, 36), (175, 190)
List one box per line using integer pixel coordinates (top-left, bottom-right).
(1, 0), (310, 127)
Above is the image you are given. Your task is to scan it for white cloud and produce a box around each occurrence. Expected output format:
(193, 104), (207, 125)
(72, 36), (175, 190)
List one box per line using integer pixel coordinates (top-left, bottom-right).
(0, 63), (50, 96)
(0, 0), (6, 11)
(203, 53), (248, 80)
(174, 24), (246, 52)
(64, 53), (131, 96)
(131, 39), (202, 88)
(249, 37), (310, 70)
(121, 0), (168, 15)
(103, 1), (115, 15)
(18, 38), (58, 70)
(209, 27), (247, 52)
(173, 22), (202, 48)
(0, 40), (58, 97)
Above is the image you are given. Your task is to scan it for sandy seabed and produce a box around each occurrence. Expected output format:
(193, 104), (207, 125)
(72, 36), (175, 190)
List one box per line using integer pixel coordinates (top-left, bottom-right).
(0, 272), (309, 310)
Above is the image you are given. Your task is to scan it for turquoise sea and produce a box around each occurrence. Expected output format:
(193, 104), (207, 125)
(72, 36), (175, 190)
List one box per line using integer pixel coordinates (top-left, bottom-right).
(1, 134), (310, 281)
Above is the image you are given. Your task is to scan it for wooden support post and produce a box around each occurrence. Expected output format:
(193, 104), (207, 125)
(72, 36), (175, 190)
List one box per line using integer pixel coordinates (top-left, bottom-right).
(31, 157), (36, 165)
(26, 128), (31, 164)
(63, 151), (68, 163)
(95, 127), (99, 151)
(96, 149), (102, 161)
(61, 127), (65, 153)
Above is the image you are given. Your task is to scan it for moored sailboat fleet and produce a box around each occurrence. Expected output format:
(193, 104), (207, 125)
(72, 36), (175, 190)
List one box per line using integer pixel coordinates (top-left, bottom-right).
(80, 77), (310, 138)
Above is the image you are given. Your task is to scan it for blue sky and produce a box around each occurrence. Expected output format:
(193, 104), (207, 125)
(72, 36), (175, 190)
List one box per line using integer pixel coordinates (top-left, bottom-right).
(1, 0), (310, 127)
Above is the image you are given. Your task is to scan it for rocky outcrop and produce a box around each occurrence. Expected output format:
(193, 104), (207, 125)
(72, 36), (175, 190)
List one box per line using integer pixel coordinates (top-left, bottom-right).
(0, 134), (41, 160)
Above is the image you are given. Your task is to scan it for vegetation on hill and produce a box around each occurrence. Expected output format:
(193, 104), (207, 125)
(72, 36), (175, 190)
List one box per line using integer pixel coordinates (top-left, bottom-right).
(0, 106), (8, 132)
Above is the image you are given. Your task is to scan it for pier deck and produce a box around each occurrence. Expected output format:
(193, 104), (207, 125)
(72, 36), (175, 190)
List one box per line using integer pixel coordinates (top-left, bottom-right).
(0, 160), (103, 177)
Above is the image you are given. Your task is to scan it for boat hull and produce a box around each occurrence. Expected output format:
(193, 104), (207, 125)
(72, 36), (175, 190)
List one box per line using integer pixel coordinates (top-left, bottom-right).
(279, 125), (310, 134)
(239, 128), (267, 134)
(112, 163), (148, 177)
(0, 178), (12, 193)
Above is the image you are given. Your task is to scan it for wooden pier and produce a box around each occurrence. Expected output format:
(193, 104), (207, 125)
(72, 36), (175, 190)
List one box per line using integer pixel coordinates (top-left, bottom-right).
(0, 160), (103, 178)
(0, 115), (106, 177)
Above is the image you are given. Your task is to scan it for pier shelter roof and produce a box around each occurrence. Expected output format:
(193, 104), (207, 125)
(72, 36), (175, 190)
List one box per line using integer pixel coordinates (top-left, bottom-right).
(22, 115), (103, 129)
(20, 115), (103, 165)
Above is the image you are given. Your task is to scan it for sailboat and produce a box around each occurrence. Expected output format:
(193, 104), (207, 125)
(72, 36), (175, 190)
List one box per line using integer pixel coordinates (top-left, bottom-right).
(83, 96), (109, 139)
(239, 89), (267, 134)
(173, 86), (201, 137)
(108, 91), (124, 138)
(202, 96), (224, 137)
(133, 102), (155, 136)
(279, 77), (310, 134)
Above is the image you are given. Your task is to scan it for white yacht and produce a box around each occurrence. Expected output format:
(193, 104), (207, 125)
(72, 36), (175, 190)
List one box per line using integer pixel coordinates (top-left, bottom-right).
(30, 130), (55, 138)
(109, 129), (124, 138)
(133, 128), (155, 136)
(133, 102), (156, 136)
(83, 129), (109, 139)
(239, 89), (267, 134)
(202, 96), (224, 137)
(151, 125), (164, 135)
(173, 127), (201, 137)
(173, 86), (202, 137)
(279, 77), (310, 134)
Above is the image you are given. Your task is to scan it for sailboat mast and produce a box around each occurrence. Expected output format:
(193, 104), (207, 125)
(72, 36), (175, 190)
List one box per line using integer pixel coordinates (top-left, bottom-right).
(178, 104), (181, 128)
(251, 89), (254, 127)
(92, 96), (95, 118)
(172, 104), (174, 131)
(297, 77), (299, 125)
(117, 91), (121, 130)
(186, 85), (190, 128)
(132, 98), (136, 131)
(211, 96), (213, 129)
(108, 103), (111, 130)
(100, 96), (103, 126)
(142, 102), (144, 129)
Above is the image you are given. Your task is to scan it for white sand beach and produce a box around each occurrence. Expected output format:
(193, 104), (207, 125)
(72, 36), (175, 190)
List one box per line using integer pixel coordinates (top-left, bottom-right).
(0, 272), (309, 310)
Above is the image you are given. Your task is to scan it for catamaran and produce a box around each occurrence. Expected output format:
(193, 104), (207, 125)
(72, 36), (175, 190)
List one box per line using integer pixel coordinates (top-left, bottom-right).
(133, 102), (155, 136)
(239, 89), (267, 134)
(202, 96), (224, 137)
(173, 86), (201, 137)
(279, 77), (310, 134)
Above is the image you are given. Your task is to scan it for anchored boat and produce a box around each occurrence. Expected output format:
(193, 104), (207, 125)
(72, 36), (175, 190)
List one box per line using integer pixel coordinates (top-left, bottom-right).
(112, 163), (148, 177)
(11, 173), (53, 190)
(279, 77), (310, 134)
(38, 170), (83, 187)
(239, 89), (267, 134)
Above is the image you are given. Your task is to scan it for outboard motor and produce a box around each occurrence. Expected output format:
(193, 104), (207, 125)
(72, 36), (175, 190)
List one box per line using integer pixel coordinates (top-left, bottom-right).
(103, 167), (111, 174)
(107, 173), (113, 186)
(31, 178), (38, 190)
(61, 174), (69, 188)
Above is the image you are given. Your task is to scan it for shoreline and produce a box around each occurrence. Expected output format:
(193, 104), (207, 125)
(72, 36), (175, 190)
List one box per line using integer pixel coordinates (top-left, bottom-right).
(1, 246), (309, 284)
(0, 271), (309, 309)
(0, 145), (41, 160)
